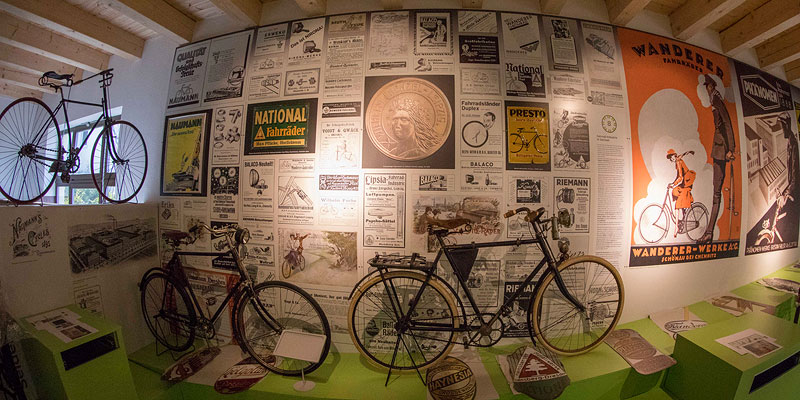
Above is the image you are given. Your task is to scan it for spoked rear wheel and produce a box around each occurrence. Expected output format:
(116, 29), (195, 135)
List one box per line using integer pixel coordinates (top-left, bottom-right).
(348, 271), (458, 371)
(638, 203), (669, 243)
(140, 272), (197, 352)
(529, 255), (624, 356)
(91, 120), (148, 203)
(236, 281), (330, 376)
(684, 202), (708, 241)
(0, 98), (61, 203)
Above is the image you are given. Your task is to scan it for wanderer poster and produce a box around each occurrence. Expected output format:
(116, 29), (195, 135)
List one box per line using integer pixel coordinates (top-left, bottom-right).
(619, 28), (742, 267)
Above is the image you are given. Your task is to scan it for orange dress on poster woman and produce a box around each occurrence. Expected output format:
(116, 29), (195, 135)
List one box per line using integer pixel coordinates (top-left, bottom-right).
(667, 149), (695, 210)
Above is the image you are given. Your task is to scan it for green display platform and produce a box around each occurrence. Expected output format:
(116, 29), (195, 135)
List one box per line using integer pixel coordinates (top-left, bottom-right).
(18, 305), (137, 400)
(664, 312), (800, 400)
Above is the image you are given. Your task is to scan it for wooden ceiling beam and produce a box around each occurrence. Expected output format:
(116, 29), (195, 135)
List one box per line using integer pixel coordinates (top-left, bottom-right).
(99, 0), (195, 44)
(292, 0), (326, 16)
(0, 0), (144, 60)
(720, 0), (800, 55)
(0, 67), (51, 93)
(541, 0), (568, 14)
(208, 0), (262, 26)
(0, 82), (42, 99)
(785, 58), (800, 83)
(606, 0), (653, 26)
(0, 11), (110, 73)
(670, 0), (747, 40)
(462, 0), (483, 9)
(755, 24), (800, 69)
(380, 0), (403, 9)
(0, 42), (83, 79)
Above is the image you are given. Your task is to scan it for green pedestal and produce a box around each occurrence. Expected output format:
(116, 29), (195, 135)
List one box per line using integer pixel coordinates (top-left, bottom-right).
(664, 312), (800, 400)
(18, 305), (137, 400)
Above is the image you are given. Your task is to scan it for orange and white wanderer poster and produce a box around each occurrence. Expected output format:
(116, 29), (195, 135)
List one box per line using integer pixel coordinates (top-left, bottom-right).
(619, 28), (742, 267)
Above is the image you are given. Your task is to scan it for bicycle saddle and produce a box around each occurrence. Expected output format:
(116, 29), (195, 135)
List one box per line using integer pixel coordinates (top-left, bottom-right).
(43, 71), (74, 81)
(162, 230), (192, 243)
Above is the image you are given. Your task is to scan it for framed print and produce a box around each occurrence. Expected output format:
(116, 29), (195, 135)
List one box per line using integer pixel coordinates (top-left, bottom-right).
(244, 99), (317, 155)
(160, 110), (212, 196)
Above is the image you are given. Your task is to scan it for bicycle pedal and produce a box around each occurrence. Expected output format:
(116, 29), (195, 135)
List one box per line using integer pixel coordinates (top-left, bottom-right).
(462, 336), (470, 349)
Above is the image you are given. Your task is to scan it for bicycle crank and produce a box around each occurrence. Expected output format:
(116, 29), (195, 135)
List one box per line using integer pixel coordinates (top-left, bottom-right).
(466, 313), (504, 347)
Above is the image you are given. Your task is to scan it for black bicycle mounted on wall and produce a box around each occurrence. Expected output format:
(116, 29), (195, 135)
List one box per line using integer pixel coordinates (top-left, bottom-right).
(139, 224), (331, 376)
(0, 69), (148, 204)
(348, 206), (624, 382)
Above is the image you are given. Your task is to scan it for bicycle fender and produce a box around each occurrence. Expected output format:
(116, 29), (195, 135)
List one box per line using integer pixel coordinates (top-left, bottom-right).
(349, 269), (382, 299)
(139, 267), (168, 288)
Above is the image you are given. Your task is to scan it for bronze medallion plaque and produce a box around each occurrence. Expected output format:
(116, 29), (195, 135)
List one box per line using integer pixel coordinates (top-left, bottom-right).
(366, 77), (452, 161)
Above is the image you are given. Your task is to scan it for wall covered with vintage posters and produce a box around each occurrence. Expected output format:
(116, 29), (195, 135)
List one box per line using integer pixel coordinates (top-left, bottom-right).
(159, 9), (800, 337)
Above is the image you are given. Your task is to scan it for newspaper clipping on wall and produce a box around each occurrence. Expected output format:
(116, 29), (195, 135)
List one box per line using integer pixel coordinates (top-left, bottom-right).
(364, 173), (406, 248)
(168, 41), (210, 108)
(203, 31), (251, 103)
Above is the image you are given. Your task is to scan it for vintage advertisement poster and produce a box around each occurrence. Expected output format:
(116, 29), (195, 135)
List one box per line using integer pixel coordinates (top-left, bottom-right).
(318, 119), (360, 169)
(737, 61), (798, 255)
(243, 242), (275, 282)
(364, 173), (406, 248)
(554, 177), (590, 233)
(324, 35), (365, 99)
(620, 28), (742, 267)
(505, 62), (546, 98)
(278, 157), (315, 173)
(368, 11), (409, 73)
(416, 173), (454, 191)
(252, 24), (287, 58)
(210, 166), (239, 220)
(285, 68), (320, 96)
(69, 216), (157, 274)
(328, 13), (366, 33)
(277, 229), (357, 288)
(505, 101), (550, 171)
(459, 36), (499, 64)
(506, 176), (551, 238)
(244, 99), (317, 155)
(8, 212), (54, 264)
(502, 281), (534, 337)
(159, 198), (181, 228)
(551, 105), (590, 169)
(240, 215), (274, 242)
(167, 40), (209, 108)
(210, 220), (238, 271)
(542, 16), (582, 73)
(410, 194), (502, 253)
(203, 31), (251, 103)
(458, 11), (497, 34)
(318, 174), (359, 226)
(412, 56), (453, 74)
(415, 12), (452, 56)
(182, 210), (210, 251)
(581, 21), (621, 90)
(211, 105), (243, 165)
(321, 101), (361, 118)
(248, 25), (285, 102)
(73, 276), (103, 315)
(461, 68), (500, 95)
(242, 159), (274, 214)
(248, 65), (282, 101)
(184, 266), (238, 338)
(287, 18), (325, 66)
(460, 100), (503, 158)
(161, 111), (211, 196)
(363, 75), (455, 169)
(550, 74), (586, 101)
(460, 160), (502, 192)
(277, 175), (315, 225)
(500, 13), (542, 62)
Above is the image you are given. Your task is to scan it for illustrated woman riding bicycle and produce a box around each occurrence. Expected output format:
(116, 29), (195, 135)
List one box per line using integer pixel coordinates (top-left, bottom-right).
(667, 149), (696, 236)
(282, 233), (310, 278)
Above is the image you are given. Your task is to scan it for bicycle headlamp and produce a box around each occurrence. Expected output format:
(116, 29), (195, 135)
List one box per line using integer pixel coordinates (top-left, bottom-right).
(236, 228), (251, 244)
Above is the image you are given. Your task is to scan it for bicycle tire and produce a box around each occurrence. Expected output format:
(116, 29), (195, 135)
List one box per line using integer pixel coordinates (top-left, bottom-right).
(0, 97), (62, 203)
(236, 281), (330, 376)
(684, 202), (708, 241)
(533, 134), (548, 154)
(461, 121), (488, 148)
(529, 255), (624, 356)
(638, 203), (669, 243)
(91, 120), (148, 203)
(299, 254), (306, 271)
(140, 272), (197, 352)
(509, 133), (524, 154)
(281, 258), (291, 279)
(348, 270), (459, 371)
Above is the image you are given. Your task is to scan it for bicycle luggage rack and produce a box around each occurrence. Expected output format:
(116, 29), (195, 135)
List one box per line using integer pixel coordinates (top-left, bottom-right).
(368, 253), (433, 271)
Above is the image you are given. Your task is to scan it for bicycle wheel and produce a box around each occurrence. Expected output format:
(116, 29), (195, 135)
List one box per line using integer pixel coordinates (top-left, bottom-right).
(509, 133), (524, 153)
(91, 120), (148, 203)
(684, 202), (708, 241)
(281, 258), (292, 279)
(638, 203), (669, 243)
(298, 254), (306, 271)
(348, 270), (458, 371)
(461, 121), (487, 148)
(529, 255), (624, 356)
(140, 272), (197, 352)
(236, 281), (330, 376)
(0, 98), (61, 203)
(533, 134), (548, 154)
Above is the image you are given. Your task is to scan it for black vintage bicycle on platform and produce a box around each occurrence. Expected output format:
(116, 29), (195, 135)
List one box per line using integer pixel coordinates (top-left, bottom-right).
(139, 224), (331, 375)
(0, 69), (147, 204)
(348, 207), (624, 379)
